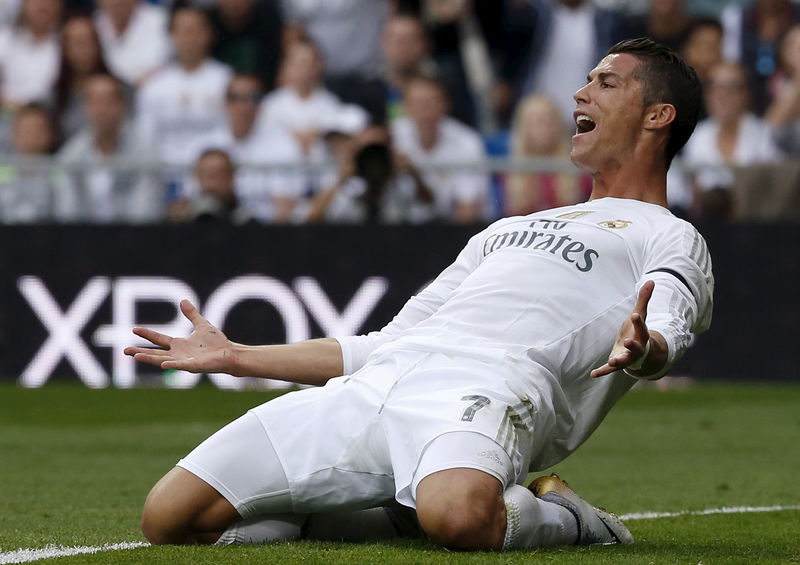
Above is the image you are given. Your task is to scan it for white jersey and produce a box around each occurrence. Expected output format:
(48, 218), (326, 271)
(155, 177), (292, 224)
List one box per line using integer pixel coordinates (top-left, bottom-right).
(135, 60), (232, 165)
(337, 197), (714, 470)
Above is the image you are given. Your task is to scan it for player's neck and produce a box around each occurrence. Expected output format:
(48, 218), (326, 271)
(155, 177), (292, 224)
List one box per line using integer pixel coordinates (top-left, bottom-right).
(588, 162), (668, 207)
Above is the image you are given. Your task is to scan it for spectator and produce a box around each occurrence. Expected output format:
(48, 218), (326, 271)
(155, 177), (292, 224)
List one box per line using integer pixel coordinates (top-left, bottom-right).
(0, 0), (62, 110)
(765, 23), (800, 153)
(391, 74), (488, 223)
(683, 61), (782, 218)
(680, 18), (724, 92)
(308, 130), (437, 224)
(171, 149), (253, 224)
(417, 0), (505, 131)
(721, 0), (800, 114)
(380, 13), (437, 123)
(498, 0), (619, 126)
(616, 0), (692, 52)
(188, 74), (304, 223)
(6, 104), (56, 155)
(135, 7), (232, 186)
(0, 104), (62, 223)
(282, 0), (389, 120)
(290, 123), (360, 222)
(53, 15), (113, 142)
(258, 39), (367, 158)
(94, 0), (170, 86)
(56, 74), (162, 224)
(666, 20), (724, 214)
(505, 94), (591, 216)
(207, 0), (283, 91)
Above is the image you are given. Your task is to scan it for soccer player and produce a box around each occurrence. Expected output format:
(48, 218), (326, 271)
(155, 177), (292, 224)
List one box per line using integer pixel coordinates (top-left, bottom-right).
(125, 38), (713, 550)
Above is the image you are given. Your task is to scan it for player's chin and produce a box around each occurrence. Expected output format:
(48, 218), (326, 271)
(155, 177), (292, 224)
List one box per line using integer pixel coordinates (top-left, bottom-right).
(569, 145), (592, 171)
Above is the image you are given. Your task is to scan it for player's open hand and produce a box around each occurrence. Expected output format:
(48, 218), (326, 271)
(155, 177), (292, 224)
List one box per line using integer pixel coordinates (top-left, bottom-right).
(590, 281), (655, 378)
(123, 299), (236, 374)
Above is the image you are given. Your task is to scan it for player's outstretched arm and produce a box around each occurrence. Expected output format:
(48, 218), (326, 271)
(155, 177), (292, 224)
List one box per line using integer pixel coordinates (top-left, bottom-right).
(123, 299), (344, 386)
(590, 281), (668, 379)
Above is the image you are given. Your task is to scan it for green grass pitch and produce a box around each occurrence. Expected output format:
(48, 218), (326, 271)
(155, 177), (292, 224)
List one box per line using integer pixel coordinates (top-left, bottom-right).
(1, 381), (799, 564)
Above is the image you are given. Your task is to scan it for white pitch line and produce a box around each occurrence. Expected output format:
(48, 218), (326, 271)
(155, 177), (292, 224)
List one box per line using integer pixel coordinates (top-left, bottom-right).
(620, 504), (800, 521)
(2, 505), (800, 563)
(0, 542), (149, 564)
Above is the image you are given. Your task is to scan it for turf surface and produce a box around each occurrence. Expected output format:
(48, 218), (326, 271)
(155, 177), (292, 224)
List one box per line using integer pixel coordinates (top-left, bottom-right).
(1, 381), (798, 564)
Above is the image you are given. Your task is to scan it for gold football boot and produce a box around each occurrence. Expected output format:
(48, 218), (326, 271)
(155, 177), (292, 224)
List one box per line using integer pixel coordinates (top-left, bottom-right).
(530, 474), (634, 545)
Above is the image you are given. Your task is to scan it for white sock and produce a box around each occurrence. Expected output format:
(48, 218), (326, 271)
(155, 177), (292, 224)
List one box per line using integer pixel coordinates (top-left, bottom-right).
(305, 507), (422, 542)
(215, 507), (422, 545)
(215, 513), (307, 545)
(502, 485), (579, 548)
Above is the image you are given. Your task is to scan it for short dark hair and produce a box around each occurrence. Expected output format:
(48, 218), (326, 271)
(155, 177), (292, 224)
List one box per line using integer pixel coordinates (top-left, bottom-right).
(607, 37), (701, 168)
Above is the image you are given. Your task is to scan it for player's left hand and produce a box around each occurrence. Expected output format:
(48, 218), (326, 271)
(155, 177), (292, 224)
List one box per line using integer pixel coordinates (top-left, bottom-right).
(590, 280), (654, 378)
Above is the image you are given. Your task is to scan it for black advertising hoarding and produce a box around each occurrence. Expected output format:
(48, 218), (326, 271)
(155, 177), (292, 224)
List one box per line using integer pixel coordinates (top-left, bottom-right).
(0, 223), (797, 387)
(0, 224), (468, 389)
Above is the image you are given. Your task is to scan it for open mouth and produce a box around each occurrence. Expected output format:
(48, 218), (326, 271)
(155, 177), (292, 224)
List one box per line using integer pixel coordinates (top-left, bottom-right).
(575, 114), (596, 135)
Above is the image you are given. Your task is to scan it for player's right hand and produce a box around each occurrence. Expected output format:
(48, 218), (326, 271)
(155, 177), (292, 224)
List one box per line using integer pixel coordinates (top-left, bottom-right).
(124, 299), (236, 375)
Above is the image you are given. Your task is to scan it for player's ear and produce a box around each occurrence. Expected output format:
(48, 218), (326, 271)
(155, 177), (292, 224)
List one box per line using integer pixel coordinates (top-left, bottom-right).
(643, 103), (676, 132)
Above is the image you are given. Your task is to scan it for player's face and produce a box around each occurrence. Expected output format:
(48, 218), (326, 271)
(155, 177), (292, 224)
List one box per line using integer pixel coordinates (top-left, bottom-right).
(570, 53), (647, 172)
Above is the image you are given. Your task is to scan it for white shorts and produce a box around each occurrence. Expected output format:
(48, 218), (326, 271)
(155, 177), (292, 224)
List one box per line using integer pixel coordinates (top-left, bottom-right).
(179, 349), (546, 516)
(177, 411), (294, 518)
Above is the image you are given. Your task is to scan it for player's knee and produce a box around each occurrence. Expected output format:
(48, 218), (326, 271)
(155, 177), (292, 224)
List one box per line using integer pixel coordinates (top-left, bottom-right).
(140, 486), (190, 545)
(416, 468), (506, 550)
(417, 501), (504, 551)
(141, 499), (177, 544)
(140, 466), (241, 545)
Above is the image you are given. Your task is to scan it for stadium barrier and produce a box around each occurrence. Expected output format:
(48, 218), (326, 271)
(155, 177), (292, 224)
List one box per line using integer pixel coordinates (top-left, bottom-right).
(3, 156), (800, 223)
(1, 222), (797, 387)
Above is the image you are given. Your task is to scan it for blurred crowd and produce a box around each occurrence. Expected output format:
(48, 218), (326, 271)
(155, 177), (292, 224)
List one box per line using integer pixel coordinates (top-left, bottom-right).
(1, 0), (799, 225)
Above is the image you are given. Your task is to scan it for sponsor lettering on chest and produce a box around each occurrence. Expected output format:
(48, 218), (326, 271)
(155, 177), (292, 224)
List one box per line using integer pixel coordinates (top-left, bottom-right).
(482, 218), (600, 272)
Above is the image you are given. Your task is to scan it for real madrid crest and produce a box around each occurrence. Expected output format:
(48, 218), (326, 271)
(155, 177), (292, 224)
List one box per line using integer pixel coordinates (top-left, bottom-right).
(598, 219), (632, 229)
